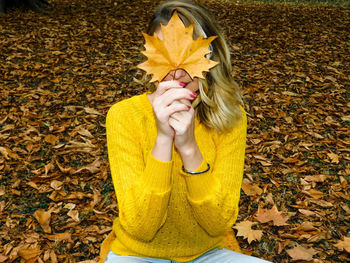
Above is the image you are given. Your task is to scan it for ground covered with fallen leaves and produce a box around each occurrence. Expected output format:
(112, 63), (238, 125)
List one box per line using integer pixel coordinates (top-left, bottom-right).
(0, 0), (349, 262)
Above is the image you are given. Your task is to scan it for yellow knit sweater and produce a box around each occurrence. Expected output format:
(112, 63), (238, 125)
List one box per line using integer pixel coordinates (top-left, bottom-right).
(106, 92), (247, 262)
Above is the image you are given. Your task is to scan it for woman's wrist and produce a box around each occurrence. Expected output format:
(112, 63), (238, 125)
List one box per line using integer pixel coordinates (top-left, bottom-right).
(156, 134), (173, 146)
(152, 134), (173, 162)
(179, 143), (203, 172)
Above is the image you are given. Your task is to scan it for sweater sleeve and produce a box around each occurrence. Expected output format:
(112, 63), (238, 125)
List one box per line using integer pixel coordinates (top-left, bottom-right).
(181, 107), (247, 237)
(106, 103), (172, 242)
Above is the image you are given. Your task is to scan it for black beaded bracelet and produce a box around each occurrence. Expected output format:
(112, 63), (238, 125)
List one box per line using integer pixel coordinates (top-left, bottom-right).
(182, 163), (210, 175)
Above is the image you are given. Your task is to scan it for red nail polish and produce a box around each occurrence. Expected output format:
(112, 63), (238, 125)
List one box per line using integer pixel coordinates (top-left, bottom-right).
(179, 82), (186, 87)
(190, 92), (197, 98)
(187, 105), (191, 109)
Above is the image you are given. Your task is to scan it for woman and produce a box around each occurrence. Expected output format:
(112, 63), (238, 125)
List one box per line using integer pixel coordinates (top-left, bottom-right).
(104, 0), (270, 262)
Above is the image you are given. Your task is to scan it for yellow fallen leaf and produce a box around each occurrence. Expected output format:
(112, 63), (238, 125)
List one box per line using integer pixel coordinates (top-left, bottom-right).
(138, 11), (218, 82)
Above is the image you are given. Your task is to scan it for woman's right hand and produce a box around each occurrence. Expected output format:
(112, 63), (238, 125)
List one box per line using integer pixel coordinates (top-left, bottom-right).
(151, 80), (196, 140)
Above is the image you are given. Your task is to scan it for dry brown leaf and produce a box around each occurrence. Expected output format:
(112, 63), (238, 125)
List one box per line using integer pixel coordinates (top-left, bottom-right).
(67, 209), (80, 222)
(298, 209), (322, 218)
(56, 161), (75, 174)
(45, 232), (72, 242)
(298, 221), (316, 232)
(341, 115), (350, 122)
(0, 146), (18, 160)
(286, 244), (317, 261)
(44, 134), (58, 145)
(0, 185), (5, 196)
(18, 248), (42, 260)
(250, 138), (262, 144)
(334, 237), (350, 253)
(84, 107), (103, 116)
(306, 131), (324, 139)
(265, 193), (274, 205)
(64, 203), (76, 210)
(327, 152), (339, 163)
(0, 201), (5, 213)
(241, 179), (263, 196)
(302, 189), (325, 199)
(233, 220), (263, 244)
(341, 204), (350, 215)
(74, 158), (101, 174)
(0, 147), (10, 160)
(277, 240), (291, 254)
(309, 199), (333, 208)
(304, 175), (327, 183)
(255, 205), (289, 226)
(33, 209), (52, 233)
(307, 232), (326, 243)
(77, 126), (93, 138)
(0, 254), (8, 263)
(50, 250), (58, 263)
(50, 180), (63, 191)
(138, 11), (218, 82)
(93, 188), (101, 207)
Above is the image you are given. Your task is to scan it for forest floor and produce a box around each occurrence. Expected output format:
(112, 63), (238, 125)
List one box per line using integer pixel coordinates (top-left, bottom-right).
(0, 0), (349, 262)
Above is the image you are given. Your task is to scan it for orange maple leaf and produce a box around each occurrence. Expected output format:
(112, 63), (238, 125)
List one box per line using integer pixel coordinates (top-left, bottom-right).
(255, 205), (289, 226)
(137, 11), (218, 82)
(233, 220), (263, 244)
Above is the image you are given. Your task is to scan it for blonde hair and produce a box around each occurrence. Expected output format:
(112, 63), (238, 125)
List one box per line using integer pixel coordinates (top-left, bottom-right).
(142, 0), (243, 133)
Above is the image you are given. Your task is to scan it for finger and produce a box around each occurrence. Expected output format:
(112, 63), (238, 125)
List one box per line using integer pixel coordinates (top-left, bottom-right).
(170, 111), (183, 122)
(162, 102), (190, 120)
(160, 88), (196, 107)
(179, 98), (191, 107)
(169, 117), (186, 135)
(155, 80), (183, 96)
(170, 99), (191, 108)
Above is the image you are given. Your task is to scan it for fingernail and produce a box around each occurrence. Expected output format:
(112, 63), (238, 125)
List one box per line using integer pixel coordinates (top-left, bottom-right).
(190, 92), (197, 98)
(179, 82), (186, 87)
(187, 105), (191, 109)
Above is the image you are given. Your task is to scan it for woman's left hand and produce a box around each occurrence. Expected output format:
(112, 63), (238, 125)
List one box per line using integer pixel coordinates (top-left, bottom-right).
(168, 101), (196, 154)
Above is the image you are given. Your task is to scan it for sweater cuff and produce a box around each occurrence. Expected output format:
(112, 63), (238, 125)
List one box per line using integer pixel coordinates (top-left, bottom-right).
(142, 151), (173, 192)
(182, 160), (218, 201)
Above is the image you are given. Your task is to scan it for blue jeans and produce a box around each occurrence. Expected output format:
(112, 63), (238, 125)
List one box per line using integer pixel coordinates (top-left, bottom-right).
(105, 248), (271, 263)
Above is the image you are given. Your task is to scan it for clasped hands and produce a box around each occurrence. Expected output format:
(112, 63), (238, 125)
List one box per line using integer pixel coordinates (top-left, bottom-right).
(151, 80), (197, 155)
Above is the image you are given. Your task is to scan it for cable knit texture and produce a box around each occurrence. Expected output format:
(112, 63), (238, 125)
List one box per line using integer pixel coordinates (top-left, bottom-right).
(105, 92), (247, 262)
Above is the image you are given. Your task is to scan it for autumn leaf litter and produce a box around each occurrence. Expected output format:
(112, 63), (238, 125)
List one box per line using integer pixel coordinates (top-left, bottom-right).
(0, 0), (349, 262)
